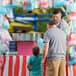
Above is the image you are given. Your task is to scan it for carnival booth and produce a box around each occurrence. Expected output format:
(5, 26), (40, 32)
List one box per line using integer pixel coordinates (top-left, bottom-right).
(0, 0), (76, 76)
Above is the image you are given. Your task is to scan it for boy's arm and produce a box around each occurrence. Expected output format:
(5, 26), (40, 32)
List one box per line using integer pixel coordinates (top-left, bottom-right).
(27, 64), (31, 71)
(27, 57), (32, 71)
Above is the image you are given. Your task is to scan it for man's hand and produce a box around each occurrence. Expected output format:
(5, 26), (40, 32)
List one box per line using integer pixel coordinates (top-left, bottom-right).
(42, 42), (49, 64)
(42, 57), (46, 64)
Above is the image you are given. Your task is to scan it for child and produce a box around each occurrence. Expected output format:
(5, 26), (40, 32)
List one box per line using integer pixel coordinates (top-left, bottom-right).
(37, 33), (44, 54)
(27, 46), (42, 76)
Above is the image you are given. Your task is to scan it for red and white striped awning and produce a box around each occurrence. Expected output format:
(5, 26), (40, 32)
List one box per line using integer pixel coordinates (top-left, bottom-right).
(0, 55), (26, 76)
(0, 55), (76, 76)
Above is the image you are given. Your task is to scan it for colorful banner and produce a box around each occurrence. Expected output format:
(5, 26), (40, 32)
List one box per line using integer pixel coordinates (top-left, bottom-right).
(17, 41), (36, 55)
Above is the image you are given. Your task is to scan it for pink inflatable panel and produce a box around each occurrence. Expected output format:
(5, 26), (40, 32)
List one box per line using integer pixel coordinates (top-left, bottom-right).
(17, 41), (36, 56)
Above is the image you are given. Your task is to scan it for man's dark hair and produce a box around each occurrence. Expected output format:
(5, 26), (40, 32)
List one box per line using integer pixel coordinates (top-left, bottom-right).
(53, 9), (61, 15)
(32, 46), (40, 56)
(47, 19), (56, 26)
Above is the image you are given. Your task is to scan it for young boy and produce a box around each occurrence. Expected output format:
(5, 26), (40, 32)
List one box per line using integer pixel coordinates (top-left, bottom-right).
(27, 46), (42, 76)
(37, 33), (44, 54)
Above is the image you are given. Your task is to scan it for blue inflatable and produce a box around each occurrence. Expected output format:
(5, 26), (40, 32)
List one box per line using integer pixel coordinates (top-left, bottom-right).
(37, 38), (44, 49)
(66, 3), (76, 12)
(68, 59), (76, 65)
(0, 5), (9, 15)
(67, 46), (76, 65)
(67, 3), (74, 13)
(54, 0), (66, 7)
(0, 16), (9, 30)
(5, 4), (16, 8)
(3, 19), (10, 30)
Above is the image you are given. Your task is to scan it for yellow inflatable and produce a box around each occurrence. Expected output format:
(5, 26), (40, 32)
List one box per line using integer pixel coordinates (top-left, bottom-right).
(8, 22), (33, 33)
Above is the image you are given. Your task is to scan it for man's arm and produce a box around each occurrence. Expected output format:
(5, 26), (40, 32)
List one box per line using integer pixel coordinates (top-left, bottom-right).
(42, 42), (49, 64)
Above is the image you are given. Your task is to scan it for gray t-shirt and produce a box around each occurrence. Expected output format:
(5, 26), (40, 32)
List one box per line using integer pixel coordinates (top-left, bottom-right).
(44, 28), (66, 60)
(56, 19), (68, 32)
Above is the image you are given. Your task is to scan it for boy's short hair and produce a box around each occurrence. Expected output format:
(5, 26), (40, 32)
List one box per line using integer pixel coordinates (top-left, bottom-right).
(32, 46), (40, 56)
(47, 19), (56, 26)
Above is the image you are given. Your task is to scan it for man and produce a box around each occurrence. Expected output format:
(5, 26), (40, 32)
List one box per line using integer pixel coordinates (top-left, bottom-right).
(53, 9), (68, 32)
(42, 19), (66, 76)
